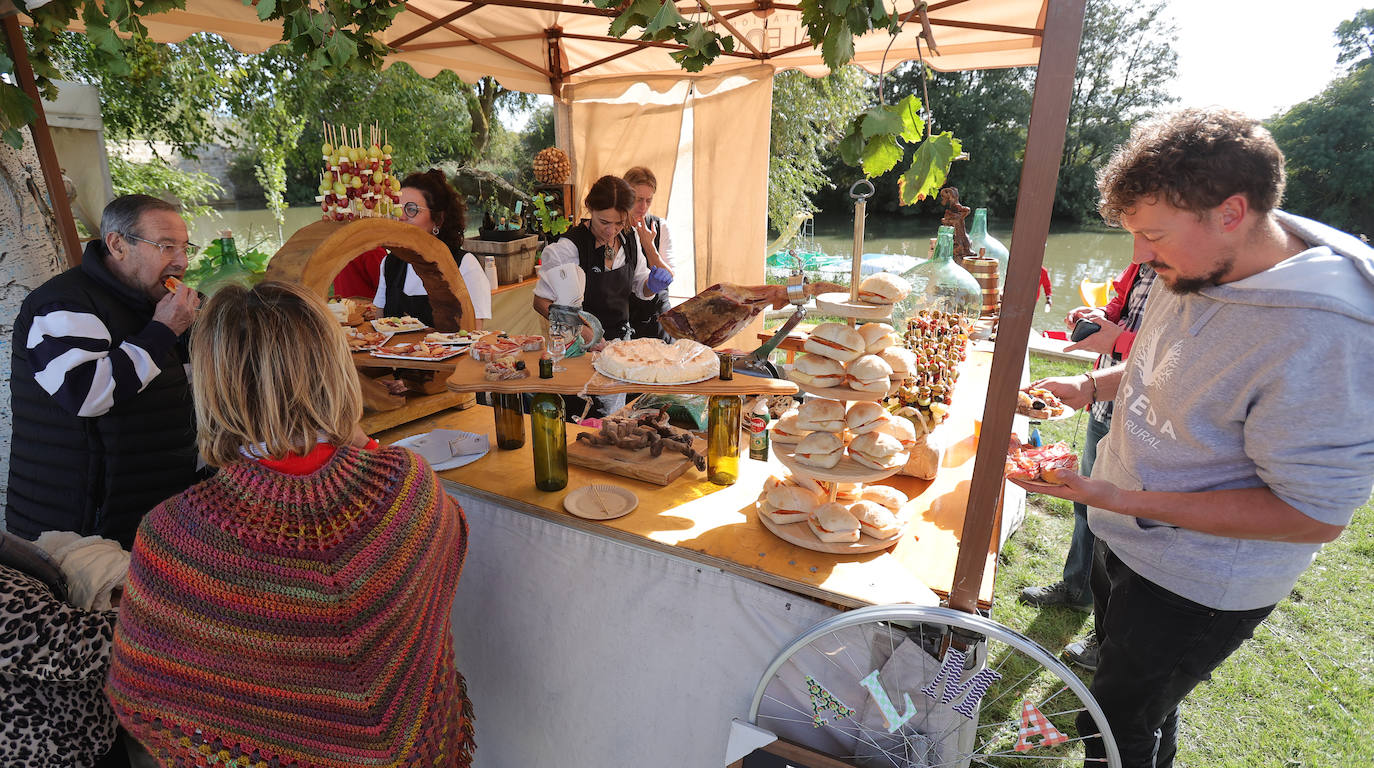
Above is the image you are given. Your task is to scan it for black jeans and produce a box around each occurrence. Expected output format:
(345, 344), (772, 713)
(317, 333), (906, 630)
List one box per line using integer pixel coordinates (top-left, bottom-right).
(1077, 542), (1274, 768)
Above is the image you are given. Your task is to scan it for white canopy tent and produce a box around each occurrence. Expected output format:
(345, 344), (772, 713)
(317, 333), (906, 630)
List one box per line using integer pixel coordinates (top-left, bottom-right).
(5, 0), (1086, 612)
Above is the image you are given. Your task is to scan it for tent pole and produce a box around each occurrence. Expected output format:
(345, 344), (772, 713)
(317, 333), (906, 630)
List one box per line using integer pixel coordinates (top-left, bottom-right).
(947, 0), (1087, 614)
(2, 15), (83, 268)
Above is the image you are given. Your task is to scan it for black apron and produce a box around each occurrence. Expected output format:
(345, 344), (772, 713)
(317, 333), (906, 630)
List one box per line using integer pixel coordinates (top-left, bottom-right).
(560, 223), (639, 342)
(628, 215), (671, 341)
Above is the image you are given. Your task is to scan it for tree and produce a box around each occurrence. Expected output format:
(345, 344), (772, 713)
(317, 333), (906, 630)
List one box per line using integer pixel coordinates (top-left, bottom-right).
(1056, 0), (1178, 220)
(1268, 11), (1374, 237)
(768, 68), (872, 233)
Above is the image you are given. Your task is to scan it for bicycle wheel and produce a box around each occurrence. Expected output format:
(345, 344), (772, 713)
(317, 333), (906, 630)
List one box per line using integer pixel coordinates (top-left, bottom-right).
(748, 604), (1121, 768)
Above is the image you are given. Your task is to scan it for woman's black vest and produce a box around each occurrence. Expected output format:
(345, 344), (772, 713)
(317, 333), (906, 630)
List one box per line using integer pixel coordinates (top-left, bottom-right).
(380, 252), (438, 328)
(558, 223), (640, 341)
(5, 244), (202, 548)
(628, 215), (671, 341)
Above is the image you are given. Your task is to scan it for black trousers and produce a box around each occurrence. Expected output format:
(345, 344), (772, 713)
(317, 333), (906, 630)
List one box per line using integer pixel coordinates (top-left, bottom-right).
(1077, 542), (1274, 768)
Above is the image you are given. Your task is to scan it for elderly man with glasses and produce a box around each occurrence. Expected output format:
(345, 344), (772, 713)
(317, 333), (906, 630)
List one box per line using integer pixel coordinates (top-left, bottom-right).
(6, 194), (206, 548)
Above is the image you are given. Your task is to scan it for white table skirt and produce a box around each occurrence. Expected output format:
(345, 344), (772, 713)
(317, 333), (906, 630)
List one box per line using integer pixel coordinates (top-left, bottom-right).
(446, 487), (841, 767)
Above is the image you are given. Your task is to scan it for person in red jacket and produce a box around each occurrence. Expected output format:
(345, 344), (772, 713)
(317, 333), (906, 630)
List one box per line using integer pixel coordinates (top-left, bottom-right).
(1037, 266), (1053, 310)
(1018, 260), (1157, 669)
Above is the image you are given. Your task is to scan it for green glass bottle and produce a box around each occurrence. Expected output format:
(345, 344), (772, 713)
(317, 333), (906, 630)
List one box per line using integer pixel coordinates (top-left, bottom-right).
(707, 354), (741, 486)
(531, 358), (567, 491)
(895, 226), (982, 325)
(493, 392), (525, 450)
(967, 208), (1010, 288)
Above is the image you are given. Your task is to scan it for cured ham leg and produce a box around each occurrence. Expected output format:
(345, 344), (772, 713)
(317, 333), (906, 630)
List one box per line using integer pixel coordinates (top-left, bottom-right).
(660, 281), (843, 347)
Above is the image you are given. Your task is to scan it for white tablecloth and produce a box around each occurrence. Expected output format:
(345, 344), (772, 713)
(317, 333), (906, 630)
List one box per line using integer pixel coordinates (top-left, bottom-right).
(446, 487), (841, 767)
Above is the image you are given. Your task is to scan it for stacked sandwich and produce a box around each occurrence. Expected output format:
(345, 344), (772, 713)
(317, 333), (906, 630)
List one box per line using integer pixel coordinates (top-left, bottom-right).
(791, 322), (907, 396)
(757, 472), (911, 543)
(772, 399), (914, 473)
(856, 272), (911, 307)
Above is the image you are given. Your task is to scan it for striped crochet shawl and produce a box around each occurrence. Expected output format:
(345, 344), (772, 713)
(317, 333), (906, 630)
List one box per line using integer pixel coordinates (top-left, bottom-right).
(107, 445), (473, 767)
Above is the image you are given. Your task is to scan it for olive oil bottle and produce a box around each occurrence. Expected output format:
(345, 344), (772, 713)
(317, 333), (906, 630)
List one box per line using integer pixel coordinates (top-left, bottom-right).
(531, 358), (567, 491)
(707, 354), (741, 486)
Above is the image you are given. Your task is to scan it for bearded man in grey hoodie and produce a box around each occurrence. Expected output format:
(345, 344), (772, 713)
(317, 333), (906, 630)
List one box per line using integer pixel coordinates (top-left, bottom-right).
(1018, 107), (1374, 768)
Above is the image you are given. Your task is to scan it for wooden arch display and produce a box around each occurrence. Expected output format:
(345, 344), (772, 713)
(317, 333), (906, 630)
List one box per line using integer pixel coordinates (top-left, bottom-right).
(265, 218), (477, 331)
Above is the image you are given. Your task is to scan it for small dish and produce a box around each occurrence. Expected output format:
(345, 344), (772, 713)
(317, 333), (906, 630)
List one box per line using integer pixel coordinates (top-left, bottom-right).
(563, 485), (638, 520)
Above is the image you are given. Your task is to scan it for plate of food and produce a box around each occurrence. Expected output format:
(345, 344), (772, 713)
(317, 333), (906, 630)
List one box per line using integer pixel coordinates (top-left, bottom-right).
(370, 342), (466, 361)
(754, 480), (910, 554)
(372, 315), (427, 333)
(1016, 387), (1074, 420)
(345, 327), (394, 352)
(1005, 438), (1078, 484)
(423, 330), (485, 346)
(592, 338), (718, 385)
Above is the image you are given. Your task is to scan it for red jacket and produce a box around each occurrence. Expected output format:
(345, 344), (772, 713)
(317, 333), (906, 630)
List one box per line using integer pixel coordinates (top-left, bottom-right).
(332, 246), (387, 299)
(1101, 262), (1143, 358)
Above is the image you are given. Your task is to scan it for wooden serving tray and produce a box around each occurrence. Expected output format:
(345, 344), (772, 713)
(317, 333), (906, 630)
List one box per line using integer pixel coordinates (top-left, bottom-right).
(568, 437), (706, 486)
(445, 349), (798, 397)
(813, 292), (896, 321)
(775, 446), (908, 483)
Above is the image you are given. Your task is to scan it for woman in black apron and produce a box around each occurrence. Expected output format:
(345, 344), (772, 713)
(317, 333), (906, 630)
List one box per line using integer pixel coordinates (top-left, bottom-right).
(624, 166), (674, 340)
(533, 175), (671, 418)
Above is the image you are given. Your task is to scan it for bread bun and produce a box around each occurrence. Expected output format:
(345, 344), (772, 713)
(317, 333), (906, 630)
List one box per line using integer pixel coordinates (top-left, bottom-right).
(795, 398), (846, 432)
(872, 414), (919, 446)
(765, 485), (820, 523)
(857, 272), (911, 305)
(807, 502), (861, 543)
(849, 500), (901, 539)
(834, 482), (863, 501)
(803, 323), (865, 363)
(858, 323), (897, 354)
(791, 354), (845, 388)
(849, 431), (906, 470)
(771, 412), (809, 445)
(845, 401), (889, 434)
(794, 432), (843, 469)
(859, 484), (908, 512)
(880, 347), (917, 377)
(845, 355), (894, 392)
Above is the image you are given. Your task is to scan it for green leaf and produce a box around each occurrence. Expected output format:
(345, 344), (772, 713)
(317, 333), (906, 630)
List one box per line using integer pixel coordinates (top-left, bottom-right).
(645, 0), (687, 38)
(860, 105), (903, 140)
(838, 125), (866, 167)
(896, 94), (924, 142)
(899, 132), (963, 205)
(820, 27), (855, 70)
(2, 127), (23, 151)
(257, 0), (277, 21)
(861, 134), (902, 177)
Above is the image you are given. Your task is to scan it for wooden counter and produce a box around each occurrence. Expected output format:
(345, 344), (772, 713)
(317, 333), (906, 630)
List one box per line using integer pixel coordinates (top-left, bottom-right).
(375, 344), (1001, 609)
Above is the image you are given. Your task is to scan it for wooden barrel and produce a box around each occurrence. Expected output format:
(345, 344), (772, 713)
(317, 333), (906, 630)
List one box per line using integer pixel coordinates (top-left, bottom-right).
(963, 256), (1000, 316)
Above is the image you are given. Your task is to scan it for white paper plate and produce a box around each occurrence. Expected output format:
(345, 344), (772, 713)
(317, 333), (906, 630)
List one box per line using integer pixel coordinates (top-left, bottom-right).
(370, 346), (466, 362)
(392, 429), (489, 471)
(346, 330), (394, 352)
(563, 484), (638, 520)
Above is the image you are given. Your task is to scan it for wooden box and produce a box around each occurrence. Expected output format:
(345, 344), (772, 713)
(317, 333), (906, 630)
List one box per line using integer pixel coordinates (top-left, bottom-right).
(466, 235), (539, 284)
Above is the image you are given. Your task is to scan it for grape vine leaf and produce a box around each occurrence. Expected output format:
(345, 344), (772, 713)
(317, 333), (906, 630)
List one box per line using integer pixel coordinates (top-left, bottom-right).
(861, 134), (902, 177)
(899, 132), (963, 205)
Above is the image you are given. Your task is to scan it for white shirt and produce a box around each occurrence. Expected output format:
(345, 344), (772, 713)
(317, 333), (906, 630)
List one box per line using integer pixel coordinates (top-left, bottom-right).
(374, 252), (492, 320)
(533, 236), (654, 305)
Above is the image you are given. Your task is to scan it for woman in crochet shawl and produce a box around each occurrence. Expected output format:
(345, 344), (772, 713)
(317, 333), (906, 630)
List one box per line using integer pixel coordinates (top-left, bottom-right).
(106, 281), (474, 767)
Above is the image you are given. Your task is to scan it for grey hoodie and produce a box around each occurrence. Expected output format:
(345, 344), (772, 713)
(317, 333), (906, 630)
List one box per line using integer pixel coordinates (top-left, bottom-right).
(1089, 211), (1374, 610)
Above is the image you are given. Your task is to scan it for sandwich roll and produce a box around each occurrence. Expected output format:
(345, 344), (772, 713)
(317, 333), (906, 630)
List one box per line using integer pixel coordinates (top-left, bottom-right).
(790, 353), (845, 388)
(857, 272), (911, 305)
(803, 323), (865, 363)
(858, 323), (898, 354)
(845, 355), (894, 393)
(850, 500), (902, 539)
(786, 473), (825, 496)
(793, 432), (844, 469)
(764, 485), (820, 524)
(849, 431), (907, 471)
(795, 398), (846, 432)
(834, 482), (863, 501)
(845, 401), (889, 435)
(860, 484), (908, 512)
(807, 502), (861, 543)
(771, 412), (809, 445)
(880, 347), (917, 378)
(872, 414), (919, 447)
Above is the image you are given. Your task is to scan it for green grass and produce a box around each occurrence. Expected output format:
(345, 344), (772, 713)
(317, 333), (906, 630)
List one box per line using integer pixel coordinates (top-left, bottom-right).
(988, 355), (1374, 767)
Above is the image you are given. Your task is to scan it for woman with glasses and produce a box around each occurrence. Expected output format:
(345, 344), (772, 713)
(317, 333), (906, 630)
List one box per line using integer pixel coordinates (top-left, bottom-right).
(623, 166), (675, 341)
(332, 169), (491, 328)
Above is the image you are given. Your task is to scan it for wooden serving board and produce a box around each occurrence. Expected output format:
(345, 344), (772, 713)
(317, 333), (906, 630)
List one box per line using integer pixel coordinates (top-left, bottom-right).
(791, 378), (890, 402)
(756, 500), (905, 555)
(814, 292), (896, 321)
(568, 437), (706, 486)
(445, 348), (798, 396)
(775, 447), (908, 483)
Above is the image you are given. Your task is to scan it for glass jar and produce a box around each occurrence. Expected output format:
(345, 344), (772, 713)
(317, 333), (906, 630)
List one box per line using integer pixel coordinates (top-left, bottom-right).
(893, 226), (982, 327)
(967, 208), (1010, 288)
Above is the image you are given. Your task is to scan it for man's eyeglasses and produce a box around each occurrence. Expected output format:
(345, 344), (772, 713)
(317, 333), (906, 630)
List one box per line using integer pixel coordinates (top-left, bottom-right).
(123, 233), (200, 258)
(401, 201), (430, 219)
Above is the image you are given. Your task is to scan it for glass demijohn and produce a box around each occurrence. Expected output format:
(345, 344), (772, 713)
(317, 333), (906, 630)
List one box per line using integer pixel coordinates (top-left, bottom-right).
(894, 226), (982, 325)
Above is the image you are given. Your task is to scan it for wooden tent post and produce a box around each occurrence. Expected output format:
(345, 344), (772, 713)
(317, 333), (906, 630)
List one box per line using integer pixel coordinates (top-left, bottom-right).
(948, 0), (1087, 614)
(2, 15), (83, 268)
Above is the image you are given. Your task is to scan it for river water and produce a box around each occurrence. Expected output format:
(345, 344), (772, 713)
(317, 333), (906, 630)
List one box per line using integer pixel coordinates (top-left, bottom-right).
(192, 206), (1136, 332)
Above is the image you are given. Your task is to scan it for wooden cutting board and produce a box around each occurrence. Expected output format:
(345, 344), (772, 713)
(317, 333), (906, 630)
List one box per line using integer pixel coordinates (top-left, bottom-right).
(567, 437), (706, 486)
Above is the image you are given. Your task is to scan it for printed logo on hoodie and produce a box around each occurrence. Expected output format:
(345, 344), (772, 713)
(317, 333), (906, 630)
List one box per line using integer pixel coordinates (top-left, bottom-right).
(1117, 321), (1179, 448)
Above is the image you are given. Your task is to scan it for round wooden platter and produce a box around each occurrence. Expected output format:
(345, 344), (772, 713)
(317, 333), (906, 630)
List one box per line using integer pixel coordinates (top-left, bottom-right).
(775, 445), (907, 483)
(755, 500), (903, 555)
(791, 378), (890, 403)
(814, 292), (895, 321)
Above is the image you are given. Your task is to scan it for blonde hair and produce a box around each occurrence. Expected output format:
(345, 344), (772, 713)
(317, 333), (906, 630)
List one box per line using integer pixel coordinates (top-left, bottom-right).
(623, 166), (657, 191)
(191, 281), (362, 467)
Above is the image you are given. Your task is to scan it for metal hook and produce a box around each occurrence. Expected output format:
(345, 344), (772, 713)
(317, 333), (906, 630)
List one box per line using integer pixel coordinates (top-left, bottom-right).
(849, 179), (875, 201)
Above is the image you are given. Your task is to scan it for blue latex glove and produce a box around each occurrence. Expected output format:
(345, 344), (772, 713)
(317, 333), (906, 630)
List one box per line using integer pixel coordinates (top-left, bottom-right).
(645, 265), (672, 294)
